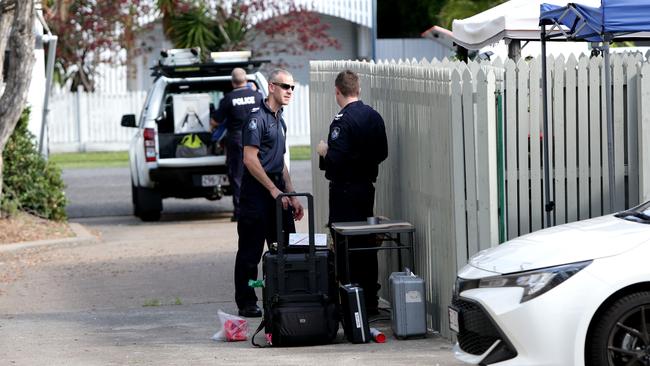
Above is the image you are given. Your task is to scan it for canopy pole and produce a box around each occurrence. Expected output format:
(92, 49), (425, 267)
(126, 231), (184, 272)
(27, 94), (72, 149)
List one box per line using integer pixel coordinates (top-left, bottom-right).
(540, 26), (554, 228)
(603, 42), (615, 212)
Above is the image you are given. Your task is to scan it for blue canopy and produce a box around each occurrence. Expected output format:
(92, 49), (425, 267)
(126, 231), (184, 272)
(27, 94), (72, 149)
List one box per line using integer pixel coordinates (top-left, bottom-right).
(540, 0), (650, 41)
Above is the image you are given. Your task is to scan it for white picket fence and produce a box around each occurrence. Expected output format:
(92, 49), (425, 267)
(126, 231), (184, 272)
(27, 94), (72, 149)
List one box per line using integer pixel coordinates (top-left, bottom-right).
(309, 54), (650, 337)
(48, 84), (312, 152)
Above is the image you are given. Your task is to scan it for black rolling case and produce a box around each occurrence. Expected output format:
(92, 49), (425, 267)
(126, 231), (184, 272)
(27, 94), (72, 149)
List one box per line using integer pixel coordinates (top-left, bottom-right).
(339, 284), (370, 343)
(253, 193), (339, 347)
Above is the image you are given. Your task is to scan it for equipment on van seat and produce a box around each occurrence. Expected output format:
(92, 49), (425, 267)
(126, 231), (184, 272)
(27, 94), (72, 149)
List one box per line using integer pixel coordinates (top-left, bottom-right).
(158, 47), (201, 67)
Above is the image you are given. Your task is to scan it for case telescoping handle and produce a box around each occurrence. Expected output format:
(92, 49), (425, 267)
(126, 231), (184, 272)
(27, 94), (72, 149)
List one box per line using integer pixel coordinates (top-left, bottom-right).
(275, 192), (315, 256)
(275, 192), (316, 295)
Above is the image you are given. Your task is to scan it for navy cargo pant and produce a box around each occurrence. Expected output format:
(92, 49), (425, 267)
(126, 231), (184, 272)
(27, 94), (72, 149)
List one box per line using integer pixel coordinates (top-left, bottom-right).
(329, 180), (378, 311)
(234, 171), (296, 309)
(225, 132), (244, 220)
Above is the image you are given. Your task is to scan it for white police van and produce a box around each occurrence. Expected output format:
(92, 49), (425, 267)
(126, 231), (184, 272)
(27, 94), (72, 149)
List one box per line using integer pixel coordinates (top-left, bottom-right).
(121, 49), (270, 221)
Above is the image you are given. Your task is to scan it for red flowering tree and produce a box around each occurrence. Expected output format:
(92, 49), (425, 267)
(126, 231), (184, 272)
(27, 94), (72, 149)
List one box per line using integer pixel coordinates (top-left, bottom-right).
(43, 0), (153, 91)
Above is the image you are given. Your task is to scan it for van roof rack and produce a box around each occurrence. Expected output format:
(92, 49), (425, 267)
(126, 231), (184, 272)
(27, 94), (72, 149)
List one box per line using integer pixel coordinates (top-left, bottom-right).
(151, 59), (268, 78)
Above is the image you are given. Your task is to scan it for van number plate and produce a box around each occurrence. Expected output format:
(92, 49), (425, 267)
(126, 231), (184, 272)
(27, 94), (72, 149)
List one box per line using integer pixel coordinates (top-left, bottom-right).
(202, 174), (228, 187)
(448, 306), (460, 333)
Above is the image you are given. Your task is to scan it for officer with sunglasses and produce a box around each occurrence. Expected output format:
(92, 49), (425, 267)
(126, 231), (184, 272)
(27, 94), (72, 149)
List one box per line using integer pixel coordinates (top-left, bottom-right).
(234, 69), (304, 318)
(317, 69), (388, 315)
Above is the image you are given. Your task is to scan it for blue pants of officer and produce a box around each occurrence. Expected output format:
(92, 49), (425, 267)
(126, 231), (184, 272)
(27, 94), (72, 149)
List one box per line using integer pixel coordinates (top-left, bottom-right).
(226, 133), (244, 220)
(234, 172), (296, 309)
(329, 181), (379, 311)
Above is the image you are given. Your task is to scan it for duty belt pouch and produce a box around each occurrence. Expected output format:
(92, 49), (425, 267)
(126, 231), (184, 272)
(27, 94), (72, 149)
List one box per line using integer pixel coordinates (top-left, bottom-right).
(257, 193), (339, 347)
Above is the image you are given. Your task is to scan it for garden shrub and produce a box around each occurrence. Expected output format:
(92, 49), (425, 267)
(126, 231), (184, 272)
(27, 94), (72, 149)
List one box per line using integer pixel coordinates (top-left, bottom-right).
(1, 108), (67, 221)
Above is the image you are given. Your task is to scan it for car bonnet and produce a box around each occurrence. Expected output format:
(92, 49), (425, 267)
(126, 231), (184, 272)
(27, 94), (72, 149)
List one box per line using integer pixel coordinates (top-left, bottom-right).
(468, 215), (650, 274)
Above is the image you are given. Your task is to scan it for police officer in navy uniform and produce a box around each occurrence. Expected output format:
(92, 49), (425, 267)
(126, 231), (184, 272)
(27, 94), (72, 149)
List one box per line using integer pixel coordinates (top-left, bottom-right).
(235, 69), (304, 318)
(211, 67), (263, 222)
(317, 70), (388, 315)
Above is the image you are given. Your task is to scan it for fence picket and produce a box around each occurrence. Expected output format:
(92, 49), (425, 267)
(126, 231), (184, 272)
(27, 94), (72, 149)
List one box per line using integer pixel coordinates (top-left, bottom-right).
(529, 57), (543, 231)
(578, 56), (591, 219)
(553, 55), (567, 224)
(517, 59), (531, 234)
(565, 55), (579, 222)
(462, 68), (479, 255)
(504, 59), (519, 238)
(639, 63), (650, 201)
(626, 55), (640, 206)
(612, 56), (626, 211)
(589, 56), (603, 216)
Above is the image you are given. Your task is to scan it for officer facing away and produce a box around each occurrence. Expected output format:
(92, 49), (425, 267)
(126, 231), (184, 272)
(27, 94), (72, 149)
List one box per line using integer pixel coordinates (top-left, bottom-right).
(235, 69), (304, 318)
(211, 67), (263, 222)
(317, 69), (388, 315)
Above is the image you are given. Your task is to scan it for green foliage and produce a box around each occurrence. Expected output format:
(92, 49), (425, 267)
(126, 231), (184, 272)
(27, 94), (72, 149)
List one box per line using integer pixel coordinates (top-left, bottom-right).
(377, 0), (441, 38)
(170, 3), (219, 56)
(2, 109), (67, 221)
(439, 0), (506, 29)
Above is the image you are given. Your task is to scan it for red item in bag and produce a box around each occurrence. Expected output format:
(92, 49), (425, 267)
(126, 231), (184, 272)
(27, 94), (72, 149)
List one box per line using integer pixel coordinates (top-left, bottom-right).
(224, 319), (248, 341)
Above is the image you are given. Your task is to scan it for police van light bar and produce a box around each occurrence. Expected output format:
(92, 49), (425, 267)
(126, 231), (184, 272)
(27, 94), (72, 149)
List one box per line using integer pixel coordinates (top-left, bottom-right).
(210, 51), (252, 63)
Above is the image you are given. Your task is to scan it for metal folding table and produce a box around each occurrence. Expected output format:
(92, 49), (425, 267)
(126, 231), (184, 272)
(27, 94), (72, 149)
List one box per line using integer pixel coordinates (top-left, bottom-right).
(331, 220), (415, 283)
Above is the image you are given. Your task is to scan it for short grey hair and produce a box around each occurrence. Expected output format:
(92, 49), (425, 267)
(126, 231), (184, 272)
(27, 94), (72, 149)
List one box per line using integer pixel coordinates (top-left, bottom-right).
(268, 68), (292, 83)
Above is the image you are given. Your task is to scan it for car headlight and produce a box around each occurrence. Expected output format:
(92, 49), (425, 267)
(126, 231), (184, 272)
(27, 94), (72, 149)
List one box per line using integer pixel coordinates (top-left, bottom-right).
(477, 260), (592, 303)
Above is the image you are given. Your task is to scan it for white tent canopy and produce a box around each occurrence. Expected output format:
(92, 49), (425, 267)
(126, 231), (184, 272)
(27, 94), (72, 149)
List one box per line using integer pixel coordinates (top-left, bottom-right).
(452, 0), (600, 49)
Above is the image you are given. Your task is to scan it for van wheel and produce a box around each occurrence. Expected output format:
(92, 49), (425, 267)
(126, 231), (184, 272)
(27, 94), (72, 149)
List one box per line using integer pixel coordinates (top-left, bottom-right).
(586, 291), (650, 366)
(131, 183), (138, 216)
(133, 185), (162, 222)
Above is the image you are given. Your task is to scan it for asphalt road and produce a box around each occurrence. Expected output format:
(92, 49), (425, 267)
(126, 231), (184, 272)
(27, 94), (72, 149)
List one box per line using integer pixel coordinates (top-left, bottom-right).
(62, 160), (313, 219)
(0, 159), (462, 365)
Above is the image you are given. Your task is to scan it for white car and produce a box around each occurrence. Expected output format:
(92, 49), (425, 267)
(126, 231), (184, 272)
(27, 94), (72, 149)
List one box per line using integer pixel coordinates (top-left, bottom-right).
(450, 202), (650, 366)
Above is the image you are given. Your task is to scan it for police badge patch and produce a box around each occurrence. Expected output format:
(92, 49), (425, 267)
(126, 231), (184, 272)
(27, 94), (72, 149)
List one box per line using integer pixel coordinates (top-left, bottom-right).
(248, 118), (258, 130)
(331, 126), (341, 140)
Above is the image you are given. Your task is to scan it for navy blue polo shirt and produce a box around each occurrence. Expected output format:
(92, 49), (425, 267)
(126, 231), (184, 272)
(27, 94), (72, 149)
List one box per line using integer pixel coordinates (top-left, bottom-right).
(320, 100), (388, 183)
(242, 100), (287, 174)
(214, 87), (263, 135)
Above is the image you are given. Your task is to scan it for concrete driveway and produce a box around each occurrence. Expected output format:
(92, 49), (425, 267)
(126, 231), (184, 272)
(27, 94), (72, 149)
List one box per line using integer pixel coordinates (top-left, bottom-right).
(0, 162), (463, 365)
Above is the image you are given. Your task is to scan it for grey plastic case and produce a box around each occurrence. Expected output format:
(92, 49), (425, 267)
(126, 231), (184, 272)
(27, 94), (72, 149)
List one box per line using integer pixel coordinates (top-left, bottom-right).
(389, 271), (427, 338)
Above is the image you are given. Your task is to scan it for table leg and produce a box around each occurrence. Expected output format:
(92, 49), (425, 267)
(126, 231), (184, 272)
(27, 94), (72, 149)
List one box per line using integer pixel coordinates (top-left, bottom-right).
(344, 236), (350, 284)
(410, 231), (415, 272)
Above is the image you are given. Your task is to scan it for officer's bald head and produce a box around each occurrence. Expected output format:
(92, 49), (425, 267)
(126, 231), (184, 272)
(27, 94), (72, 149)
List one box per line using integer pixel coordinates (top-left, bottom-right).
(335, 70), (360, 97)
(231, 68), (247, 87)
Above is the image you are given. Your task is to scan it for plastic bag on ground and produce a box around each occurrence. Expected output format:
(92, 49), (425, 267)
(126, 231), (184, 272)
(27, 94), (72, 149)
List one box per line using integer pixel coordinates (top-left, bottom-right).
(212, 309), (249, 342)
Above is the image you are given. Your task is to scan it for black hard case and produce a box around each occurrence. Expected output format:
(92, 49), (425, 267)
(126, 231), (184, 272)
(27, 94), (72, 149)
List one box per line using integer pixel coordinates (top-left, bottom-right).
(262, 193), (339, 346)
(339, 284), (370, 343)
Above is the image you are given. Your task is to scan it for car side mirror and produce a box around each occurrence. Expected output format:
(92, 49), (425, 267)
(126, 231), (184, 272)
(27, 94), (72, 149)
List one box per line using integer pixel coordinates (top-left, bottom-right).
(121, 114), (137, 127)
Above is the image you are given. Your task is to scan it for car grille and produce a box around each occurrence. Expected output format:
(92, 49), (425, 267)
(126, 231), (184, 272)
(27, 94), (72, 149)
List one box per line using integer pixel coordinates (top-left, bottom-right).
(452, 295), (501, 355)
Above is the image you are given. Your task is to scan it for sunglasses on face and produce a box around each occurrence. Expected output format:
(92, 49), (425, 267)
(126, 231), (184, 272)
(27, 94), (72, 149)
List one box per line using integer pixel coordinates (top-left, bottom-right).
(272, 82), (295, 91)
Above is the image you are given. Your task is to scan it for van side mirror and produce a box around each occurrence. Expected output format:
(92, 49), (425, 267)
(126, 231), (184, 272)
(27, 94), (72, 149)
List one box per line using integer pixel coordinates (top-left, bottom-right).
(121, 114), (137, 127)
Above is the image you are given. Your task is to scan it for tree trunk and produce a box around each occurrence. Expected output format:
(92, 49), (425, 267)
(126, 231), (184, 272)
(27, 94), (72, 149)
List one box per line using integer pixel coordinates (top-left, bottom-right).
(0, 0), (35, 210)
(0, 2), (15, 85)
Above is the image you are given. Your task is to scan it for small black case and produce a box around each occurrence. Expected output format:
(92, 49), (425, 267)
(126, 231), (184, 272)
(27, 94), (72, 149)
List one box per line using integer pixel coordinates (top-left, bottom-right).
(339, 283), (370, 343)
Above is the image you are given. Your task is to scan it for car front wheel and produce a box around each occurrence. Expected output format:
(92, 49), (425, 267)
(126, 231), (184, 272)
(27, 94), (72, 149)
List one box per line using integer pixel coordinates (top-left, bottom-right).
(587, 291), (650, 366)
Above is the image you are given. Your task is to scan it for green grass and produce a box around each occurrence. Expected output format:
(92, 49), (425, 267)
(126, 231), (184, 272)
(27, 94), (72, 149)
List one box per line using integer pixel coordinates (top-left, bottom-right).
(50, 151), (129, 169)
(50, 146), (310, 169)
(290, 145), (311, 161)
(142, 298), (161, 307)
